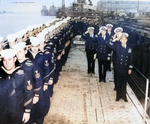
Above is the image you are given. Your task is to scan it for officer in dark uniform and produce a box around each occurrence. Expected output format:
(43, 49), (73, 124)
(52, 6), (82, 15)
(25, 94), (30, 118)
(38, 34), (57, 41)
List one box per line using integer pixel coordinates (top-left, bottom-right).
(107, 33), (133, 102)
(106, 24), (114, 71)
(80, 17), (88, 35)
(82, 27), (97, 74)
(94, 18), (100, 35)
(96, 26), (110, 82)
(111, 27), (123, 90)
(106, 24), (114, 40)
(0, 49), (33, 124)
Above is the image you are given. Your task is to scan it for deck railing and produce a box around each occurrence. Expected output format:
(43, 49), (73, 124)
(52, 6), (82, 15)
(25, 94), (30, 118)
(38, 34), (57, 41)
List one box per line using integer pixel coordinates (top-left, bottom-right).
(130, 65), (149, 122)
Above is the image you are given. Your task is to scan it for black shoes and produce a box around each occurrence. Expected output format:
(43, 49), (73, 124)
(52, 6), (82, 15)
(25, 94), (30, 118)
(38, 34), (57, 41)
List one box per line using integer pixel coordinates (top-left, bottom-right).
(99, 79), (106, 83)
(99, 79), (102, 82)
(123, 99), (128, 102)
(115, 97), (128, 102)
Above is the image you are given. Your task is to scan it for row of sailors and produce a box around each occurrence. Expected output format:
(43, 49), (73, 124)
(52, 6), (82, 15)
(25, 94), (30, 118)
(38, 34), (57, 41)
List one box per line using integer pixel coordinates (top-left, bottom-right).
(0, 16), (132, 123)
(0, 17), (74, 124)
(82, 25), (133, 102)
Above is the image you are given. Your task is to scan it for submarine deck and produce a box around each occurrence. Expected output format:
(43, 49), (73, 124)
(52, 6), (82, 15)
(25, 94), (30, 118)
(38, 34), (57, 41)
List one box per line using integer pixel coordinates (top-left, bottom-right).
(44, 46), (150, 124)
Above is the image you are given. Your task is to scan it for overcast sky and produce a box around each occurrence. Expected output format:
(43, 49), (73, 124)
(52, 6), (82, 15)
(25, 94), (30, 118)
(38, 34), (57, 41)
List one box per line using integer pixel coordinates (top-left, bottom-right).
(0, 0), (149, 13)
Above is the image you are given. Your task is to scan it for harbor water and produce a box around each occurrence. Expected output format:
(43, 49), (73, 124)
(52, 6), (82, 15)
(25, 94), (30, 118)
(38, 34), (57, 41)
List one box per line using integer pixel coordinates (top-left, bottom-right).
(0, 13), (56, 37)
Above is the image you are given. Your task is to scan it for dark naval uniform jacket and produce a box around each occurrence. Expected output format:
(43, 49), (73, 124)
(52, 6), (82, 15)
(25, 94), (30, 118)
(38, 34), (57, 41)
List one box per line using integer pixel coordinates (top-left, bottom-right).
(44, 50), (55, 82)
(26, 50), (50, 84)
(0, 78), (15, 124)
(106, 31), (114, 41)
(82, 33), (97, 55)
(107, 40), (133, 73)
(96, 34), (111, 60)
(18, 59), (42, 96)
(0, 65), (33, 124)
(26, 50), (51, 122)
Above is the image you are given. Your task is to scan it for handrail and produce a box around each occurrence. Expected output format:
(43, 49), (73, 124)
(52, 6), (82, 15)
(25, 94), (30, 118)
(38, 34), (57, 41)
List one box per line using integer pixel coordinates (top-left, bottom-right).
(129, 65), (149, 122)
(133, 65), (147, 80)
(144, 79), (149, 122)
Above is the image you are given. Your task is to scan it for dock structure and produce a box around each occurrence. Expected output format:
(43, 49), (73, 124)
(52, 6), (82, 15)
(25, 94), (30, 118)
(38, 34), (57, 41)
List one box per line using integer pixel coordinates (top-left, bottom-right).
(44, 46), (150, 124)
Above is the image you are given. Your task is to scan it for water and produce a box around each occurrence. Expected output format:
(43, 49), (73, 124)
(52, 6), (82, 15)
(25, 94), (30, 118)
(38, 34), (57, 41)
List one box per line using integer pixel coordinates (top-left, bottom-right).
(0, 13), (56, 37)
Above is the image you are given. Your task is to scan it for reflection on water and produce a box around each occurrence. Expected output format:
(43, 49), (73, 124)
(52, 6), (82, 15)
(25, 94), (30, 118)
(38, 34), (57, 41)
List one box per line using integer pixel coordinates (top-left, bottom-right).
(0, 13), (56, 37)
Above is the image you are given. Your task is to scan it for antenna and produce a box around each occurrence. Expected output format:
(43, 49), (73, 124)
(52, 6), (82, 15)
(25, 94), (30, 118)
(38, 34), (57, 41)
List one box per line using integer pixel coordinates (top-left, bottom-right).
(137, 0), (139, 13)
(62, 0), (65, 9)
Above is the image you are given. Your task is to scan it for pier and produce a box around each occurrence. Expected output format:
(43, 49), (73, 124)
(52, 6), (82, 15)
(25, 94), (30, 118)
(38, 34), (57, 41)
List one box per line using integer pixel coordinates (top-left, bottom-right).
(44, 46), (150, 124)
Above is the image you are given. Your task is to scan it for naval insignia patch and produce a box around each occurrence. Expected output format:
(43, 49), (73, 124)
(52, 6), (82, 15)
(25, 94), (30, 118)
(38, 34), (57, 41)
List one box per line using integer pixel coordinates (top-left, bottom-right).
(16, 70), (24, 75)
(49, 42), (53, 45)
(128, 48), (132, 53)
(35, 70), (40, 78)
(25, 62), (33, 66)
(27, 80), (32, 90)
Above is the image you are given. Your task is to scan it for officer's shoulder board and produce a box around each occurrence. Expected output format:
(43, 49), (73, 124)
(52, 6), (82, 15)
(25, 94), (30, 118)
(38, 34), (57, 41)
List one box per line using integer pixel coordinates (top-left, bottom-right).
(128, 48), (132, 53)
(54, 37), (57, 39)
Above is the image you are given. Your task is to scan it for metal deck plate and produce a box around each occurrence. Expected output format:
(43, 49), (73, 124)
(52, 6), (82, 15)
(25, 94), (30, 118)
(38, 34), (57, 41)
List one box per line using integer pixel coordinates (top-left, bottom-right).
(44, 46), (149, 124)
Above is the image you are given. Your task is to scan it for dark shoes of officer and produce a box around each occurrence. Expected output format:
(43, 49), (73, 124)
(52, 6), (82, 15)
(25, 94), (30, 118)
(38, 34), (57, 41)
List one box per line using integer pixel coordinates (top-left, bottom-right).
(116, 98), (128, 102)
(123, 98), (128, 102)
(99, 79), (102, 82)
(99, 79), (106, 83)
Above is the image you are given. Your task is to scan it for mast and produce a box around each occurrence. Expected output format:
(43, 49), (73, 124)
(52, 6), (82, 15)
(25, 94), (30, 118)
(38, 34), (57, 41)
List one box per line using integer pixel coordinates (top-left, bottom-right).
(62, 0), (65, 10)
(137, 0), (139, 13)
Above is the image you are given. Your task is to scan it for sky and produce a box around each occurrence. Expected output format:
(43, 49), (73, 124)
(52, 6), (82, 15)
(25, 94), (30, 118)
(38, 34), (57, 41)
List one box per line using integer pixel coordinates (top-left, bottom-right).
(0, 0), (100, 13)
(0, 0), (94, 13)
(0, 0), (149, 13)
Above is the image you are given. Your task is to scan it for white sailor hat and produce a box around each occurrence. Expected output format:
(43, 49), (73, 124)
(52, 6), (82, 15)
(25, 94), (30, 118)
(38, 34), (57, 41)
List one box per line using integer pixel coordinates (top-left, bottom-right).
(121, 32), (129, 38)
(30, 37), (39, 46)
(6, 34), (16, 42)
(99, 26), (107, 31)
(66, 17), (71, 21)
(15, 30), (25, 39)
(12, 42), (26, 52)
(0, 49), (16, 59)
(88, 27), (94, 30)
(95, 18), (99, 21)
(0, 37), (4, 42)
(114, 27), (123, 33)
(82, 17), (87, 20)
(37, 33), (45, 44)
(45, 22), (50, 27)
(106, 24), (113, 28)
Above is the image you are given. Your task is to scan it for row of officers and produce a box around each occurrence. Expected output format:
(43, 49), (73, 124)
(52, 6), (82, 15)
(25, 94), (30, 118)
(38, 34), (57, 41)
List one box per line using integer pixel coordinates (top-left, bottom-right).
(0, 17), (74, 124)
(82, 24), (133, 102)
